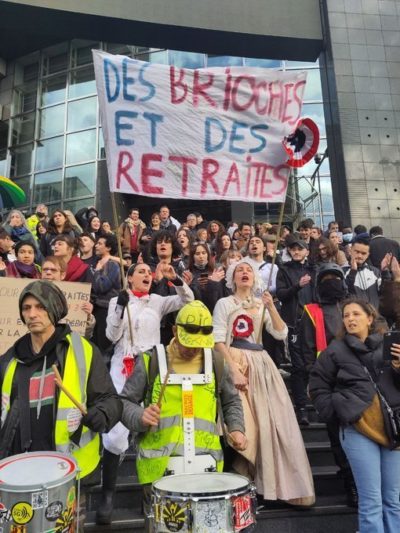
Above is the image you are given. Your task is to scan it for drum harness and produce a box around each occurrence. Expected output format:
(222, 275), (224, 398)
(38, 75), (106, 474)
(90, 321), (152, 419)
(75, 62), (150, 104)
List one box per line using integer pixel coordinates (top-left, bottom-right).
(147, 345), (226, 476)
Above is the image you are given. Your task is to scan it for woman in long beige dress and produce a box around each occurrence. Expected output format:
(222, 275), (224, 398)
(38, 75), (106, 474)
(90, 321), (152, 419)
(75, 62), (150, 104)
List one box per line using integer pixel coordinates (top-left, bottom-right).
(213, 258), (315, 505)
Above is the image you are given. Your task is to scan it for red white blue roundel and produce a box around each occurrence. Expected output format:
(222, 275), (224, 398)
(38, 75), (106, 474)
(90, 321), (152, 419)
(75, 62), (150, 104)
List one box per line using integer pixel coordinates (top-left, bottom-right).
(283, 117), (320, 168)
(232, 315), (254, 338)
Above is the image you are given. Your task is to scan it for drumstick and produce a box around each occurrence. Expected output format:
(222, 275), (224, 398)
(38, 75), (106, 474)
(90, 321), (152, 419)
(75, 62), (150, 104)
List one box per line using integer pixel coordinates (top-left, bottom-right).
(52, 364), (87, 415)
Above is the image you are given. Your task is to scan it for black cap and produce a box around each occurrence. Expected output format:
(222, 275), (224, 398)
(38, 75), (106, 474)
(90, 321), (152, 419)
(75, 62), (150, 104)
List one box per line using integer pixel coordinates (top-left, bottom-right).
(287, 237), (309, 250)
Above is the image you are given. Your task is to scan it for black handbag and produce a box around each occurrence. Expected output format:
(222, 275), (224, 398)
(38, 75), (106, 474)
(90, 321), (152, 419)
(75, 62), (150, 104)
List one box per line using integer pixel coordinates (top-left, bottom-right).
(362, 365), (400, 450)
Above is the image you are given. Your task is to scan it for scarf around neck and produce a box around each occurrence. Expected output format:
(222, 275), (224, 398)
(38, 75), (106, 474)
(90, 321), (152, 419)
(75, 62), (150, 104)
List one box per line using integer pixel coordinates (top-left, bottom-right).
(7, 261), (40, 278)
(12, 226), (29, 237)
(64, 255), (89, 282)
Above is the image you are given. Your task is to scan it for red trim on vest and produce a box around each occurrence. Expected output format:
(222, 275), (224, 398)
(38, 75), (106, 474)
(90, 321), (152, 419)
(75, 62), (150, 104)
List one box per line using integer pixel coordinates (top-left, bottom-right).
(304, 303), (328, 355)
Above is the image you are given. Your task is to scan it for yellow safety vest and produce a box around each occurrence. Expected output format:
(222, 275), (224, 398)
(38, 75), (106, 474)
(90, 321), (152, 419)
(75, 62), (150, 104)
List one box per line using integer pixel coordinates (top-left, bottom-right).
(136, 349), (223, 484)
(1, 332), (100, 479)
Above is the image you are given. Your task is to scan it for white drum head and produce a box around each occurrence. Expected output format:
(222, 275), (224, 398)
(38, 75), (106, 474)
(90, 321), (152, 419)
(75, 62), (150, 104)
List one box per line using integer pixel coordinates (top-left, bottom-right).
(153, 472), (249, 495)
(0, 452), (77, 491)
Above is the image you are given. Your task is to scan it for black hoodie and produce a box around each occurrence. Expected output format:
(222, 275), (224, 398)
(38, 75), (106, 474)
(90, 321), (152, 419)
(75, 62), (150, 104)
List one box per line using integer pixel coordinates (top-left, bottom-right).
(0, 324), (121, 458)
(276, 260), (315, 327)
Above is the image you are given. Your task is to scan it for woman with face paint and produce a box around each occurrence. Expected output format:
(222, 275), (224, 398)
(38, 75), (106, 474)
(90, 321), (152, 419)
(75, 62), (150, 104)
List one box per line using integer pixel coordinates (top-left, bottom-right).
(213, 258), (315, 508)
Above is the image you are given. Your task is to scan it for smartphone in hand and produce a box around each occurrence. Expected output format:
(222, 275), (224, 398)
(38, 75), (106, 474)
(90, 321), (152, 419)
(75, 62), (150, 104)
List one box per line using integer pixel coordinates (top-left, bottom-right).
(383, 330), (400, 361)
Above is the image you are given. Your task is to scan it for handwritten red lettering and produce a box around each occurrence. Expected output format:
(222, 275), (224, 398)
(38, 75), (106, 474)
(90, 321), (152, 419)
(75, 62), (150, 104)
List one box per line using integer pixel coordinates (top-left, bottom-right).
(272, 164), (289, 194)
(223, 68), (232, 111)
(258, 164), (274, 199)
(116, 151), (139, 192)
(141, 153), (164, 194)
(169, 155), (197, 196)
(193, 71), (216, 108)
(201, 159), (220, 196)
(222, 162), (241, 196)
(231, 76), (256, 112)
(281, 83), (295, 124)
(267, 81), (284, 121)
(291, 80), (306, 125)
(170, 67), (187, 104)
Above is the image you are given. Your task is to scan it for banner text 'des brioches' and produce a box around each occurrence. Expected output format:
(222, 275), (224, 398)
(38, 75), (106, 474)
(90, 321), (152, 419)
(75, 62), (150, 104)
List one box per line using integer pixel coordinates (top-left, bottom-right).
(93, 50), (308, 203)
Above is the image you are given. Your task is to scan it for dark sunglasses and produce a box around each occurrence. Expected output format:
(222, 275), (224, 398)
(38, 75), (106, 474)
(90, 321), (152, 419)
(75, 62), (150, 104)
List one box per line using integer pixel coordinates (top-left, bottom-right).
(176, 323), (213, 335)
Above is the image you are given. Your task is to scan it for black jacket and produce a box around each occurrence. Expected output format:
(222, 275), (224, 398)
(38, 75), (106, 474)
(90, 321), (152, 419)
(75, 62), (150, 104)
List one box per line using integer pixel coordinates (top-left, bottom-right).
(309, 333), (400, 425)
(276, 260), (315, 327)
(0, 324), (121, 459)
(40, 229), (77, 257)
(189, 266), (230, 313)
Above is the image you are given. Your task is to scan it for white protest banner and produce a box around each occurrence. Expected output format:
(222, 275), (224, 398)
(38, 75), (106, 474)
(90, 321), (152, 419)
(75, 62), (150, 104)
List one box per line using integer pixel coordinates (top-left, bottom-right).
(93, 50), (308, 203)
(0, 279), (92, 355)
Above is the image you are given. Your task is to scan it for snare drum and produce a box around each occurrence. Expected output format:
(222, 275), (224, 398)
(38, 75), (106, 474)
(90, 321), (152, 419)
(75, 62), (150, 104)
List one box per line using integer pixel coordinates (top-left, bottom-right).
(0, 451), (79, 532)
(152, 472), (256, 532)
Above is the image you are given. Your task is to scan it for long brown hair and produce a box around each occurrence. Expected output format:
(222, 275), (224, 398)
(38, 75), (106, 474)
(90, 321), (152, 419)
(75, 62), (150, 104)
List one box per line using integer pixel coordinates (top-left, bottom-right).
(47, 210), (75, 235)
(313, 236), (337, 263)
(188, 243), (214, 274)
(206, 220), (225, 242)
(338, 298), (388, 338)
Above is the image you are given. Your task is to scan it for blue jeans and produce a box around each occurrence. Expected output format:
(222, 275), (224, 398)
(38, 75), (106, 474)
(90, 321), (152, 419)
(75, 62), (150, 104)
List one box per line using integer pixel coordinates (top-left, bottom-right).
(340, 426), (400, 533)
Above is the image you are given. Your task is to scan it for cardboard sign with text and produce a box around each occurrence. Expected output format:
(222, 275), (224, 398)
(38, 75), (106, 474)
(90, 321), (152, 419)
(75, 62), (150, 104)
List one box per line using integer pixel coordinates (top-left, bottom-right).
(0, 278), (92, 355)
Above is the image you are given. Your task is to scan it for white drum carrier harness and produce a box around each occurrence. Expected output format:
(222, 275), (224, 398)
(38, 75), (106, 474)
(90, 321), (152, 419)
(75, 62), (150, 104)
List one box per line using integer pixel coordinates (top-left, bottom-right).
(155, 344), (217, 475)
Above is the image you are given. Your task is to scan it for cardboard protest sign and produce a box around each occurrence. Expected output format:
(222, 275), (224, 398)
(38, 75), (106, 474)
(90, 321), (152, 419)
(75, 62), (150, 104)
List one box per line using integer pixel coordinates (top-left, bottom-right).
(0, 279), (92, 355)
(93, 50), (308, 203)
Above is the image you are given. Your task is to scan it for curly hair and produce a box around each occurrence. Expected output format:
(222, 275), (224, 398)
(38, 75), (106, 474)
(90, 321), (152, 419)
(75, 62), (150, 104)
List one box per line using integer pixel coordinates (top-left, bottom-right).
(149, 230), (181, 259)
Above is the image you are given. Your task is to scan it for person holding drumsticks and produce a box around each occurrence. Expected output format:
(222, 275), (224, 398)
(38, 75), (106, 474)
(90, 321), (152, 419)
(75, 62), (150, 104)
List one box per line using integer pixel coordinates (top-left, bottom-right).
(121, 300), (247, 532)
(0, 280), (122, 529)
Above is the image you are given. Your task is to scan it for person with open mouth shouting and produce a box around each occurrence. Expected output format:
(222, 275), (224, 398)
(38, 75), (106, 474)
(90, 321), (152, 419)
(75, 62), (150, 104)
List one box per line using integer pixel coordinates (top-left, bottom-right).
(95, 261), (194, 525)
(213, 257), (315, 508)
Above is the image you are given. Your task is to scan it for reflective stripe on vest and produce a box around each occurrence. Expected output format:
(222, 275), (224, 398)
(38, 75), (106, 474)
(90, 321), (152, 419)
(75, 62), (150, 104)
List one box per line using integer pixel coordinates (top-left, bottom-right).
(304, 303), (328, 356)
(137, 349), (223, 484)
(1, 359), (18, 427)
(1, 332), (99, 479)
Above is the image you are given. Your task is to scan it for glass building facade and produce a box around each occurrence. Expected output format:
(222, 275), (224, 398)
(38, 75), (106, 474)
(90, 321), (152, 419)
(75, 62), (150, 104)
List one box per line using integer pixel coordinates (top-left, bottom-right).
(1, 39), (334, 227)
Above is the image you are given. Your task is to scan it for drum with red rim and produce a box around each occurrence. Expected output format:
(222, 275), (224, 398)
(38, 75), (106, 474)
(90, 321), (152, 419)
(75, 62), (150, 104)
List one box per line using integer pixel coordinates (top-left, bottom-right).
(152, 472), (256, 532)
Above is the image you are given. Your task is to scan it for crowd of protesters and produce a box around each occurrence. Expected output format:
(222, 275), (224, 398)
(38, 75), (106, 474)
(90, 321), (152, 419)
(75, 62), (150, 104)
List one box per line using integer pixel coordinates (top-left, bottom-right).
(1, 201), (400, 532)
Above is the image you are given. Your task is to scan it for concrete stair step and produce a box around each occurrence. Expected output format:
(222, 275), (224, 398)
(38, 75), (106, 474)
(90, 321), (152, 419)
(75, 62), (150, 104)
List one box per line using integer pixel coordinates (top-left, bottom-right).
(305, 441), (335, 467)
(86, 464), (344, 515)
(299, 422), (329, 443)
(84, 494), (357, 532)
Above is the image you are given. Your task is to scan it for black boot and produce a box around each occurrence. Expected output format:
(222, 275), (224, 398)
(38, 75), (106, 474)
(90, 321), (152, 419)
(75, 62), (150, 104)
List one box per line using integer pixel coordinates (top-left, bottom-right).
(95, 450), (120, 525)
(296, 407), (310, 426)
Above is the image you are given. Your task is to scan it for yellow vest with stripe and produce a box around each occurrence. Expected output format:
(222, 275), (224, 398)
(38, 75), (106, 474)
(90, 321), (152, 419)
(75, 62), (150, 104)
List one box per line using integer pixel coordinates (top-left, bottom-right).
(1, 332), (100, 479)
(137, 349), (224, 484)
